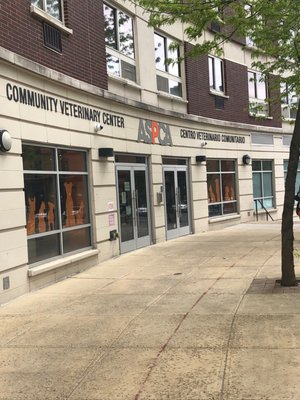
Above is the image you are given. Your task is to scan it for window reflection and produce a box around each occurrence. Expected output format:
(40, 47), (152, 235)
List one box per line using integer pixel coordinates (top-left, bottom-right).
(23, 145), (91, 264)
(207, 159), (237, 217)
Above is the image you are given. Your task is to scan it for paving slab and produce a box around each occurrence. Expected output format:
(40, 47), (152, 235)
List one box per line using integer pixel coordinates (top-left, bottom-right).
(1, 222), (300, 400)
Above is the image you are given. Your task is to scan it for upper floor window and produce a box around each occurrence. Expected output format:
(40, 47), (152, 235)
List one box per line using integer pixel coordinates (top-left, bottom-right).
(154, 33), (182, 97)
(208, 56), (224, 93)
(103, 3), (136, 82)
(31, 0), (62, 21)
(281, 82), (298, 120)
(248, 71), (269, 117)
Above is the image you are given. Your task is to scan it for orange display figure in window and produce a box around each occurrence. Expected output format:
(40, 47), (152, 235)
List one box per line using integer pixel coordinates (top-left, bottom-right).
(230, 186), (235, 200)
(215, 178), (221, 202)
(208, 185), (216, 203)
(27, 196), (36, 235)
(76, 200), (84, 225)
(224, 185), (230, 201)
(38, 201), (46, 233)
(48, 201), (55, 230)
(64, 181), (75, 226)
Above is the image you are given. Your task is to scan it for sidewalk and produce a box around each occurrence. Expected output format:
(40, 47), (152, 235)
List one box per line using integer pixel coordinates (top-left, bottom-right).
(1, 222), (300, 400)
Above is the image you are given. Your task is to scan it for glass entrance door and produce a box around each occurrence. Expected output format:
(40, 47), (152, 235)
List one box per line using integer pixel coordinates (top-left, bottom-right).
(163, 166), (190, 240)
(117, 166), (151, 253)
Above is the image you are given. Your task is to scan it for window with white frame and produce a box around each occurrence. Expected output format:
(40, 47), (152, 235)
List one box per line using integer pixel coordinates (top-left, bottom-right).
(103, 3), (136, 82)
(252, 160), (274, 210)
(208, 56), (224, 93)
(31, 0), (62, 21)
(281, 82), (298, 120)
(23, 145), (91, 265)
(207, 159), (237, 217)
(248, 71), (269, 117)
(154, 33), (182, 97)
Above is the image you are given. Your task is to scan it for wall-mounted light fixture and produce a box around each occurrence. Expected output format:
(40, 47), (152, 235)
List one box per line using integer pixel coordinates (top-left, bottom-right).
(95, 123), (104, 132)
(196, 155), (207, 163)
(0, 130), (12, 152)
(98, 148), (114, 158)
(242, 154), (251, 165)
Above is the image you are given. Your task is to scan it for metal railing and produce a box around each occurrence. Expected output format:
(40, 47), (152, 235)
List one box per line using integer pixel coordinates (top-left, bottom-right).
(254, 199), (274, 221)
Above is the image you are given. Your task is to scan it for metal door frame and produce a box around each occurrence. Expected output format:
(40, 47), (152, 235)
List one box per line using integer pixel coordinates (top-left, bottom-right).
(116, 163), (151, 253)
(163, 164), (191, 240)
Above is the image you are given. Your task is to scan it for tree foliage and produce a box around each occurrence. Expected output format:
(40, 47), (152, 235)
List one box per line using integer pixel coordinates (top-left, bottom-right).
(128, 0), (300, 285)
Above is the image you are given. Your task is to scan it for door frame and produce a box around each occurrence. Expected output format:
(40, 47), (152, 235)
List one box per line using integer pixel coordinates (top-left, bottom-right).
(116, 162), (151, 254)
(163, 164), (191, 240)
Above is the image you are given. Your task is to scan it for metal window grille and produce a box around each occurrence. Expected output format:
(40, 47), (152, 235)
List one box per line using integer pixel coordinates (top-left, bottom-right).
(43, 23), (62, 52)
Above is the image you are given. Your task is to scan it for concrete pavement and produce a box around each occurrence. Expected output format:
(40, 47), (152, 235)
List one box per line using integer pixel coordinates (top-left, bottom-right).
(1, 222), (300, 399)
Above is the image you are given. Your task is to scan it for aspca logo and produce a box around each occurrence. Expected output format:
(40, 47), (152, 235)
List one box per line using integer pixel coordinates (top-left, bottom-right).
(137, 119), (172, 146)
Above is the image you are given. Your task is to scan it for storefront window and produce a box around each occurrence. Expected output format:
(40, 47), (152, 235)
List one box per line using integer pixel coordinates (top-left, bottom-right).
(252, 160), (274, 209)
(207, 159), (237, 217)
(23, 144), (91, 264)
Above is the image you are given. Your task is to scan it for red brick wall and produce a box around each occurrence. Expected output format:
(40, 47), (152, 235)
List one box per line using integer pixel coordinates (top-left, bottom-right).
(0, 0), (108, 90)
(184, 42), (281, 128)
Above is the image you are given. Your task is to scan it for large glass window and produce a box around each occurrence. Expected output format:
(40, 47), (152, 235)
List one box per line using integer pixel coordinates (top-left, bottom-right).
(248, 71), (269, 117)
(252, 160), (274, 210)
(207, 159), (237, 217)
(208, 56), (224, 93)
(154, 33), (182, 97)
(284, 160), (300, 192)
(23, 145), (91, 265)
(31, 0), (62, 21)
(281, 82), (298, 120)
(103, 3), (136, 82)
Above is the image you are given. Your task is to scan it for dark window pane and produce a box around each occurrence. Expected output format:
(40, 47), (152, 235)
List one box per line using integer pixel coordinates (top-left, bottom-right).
(262, 160), (272, 171)
(24, 174), (58, 235)
(207, 160), (220, 172)
(208, 204), (222, 217)
(252, 160), (261, 171)
(23, 145), (55, 171)
(28, 234), (60, 264)
(63, 227), (91, 254)
(223, 202), (237, 215)
(221, 160), (235, 171)
(60, 175), (90, 227)
(58, 149), (87, 172)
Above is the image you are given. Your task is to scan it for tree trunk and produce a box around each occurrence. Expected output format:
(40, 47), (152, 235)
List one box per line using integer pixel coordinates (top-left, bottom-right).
(281, 100), (300, 286)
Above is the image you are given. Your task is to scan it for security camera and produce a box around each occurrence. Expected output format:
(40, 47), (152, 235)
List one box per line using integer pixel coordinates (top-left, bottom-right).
(201, 141), (207, 147)
(94, 123), (104, 132)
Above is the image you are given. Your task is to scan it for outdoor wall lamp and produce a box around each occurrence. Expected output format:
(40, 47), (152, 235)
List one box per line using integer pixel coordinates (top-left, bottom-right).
(242, 154), (251, 165)
(196, 155), (207, 163)
(0, 130), (12, 152)
(98, 148), (114, 158)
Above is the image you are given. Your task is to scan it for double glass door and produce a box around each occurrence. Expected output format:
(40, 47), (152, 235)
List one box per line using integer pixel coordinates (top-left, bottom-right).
(117, 165), (151, 253)
(163, 166), (190, 240)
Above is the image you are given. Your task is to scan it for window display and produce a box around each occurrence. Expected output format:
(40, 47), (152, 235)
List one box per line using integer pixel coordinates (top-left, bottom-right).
(23, 145), (91, 264)
(207, 159), (237, 217)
